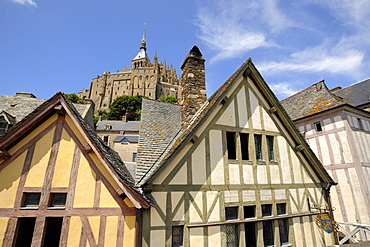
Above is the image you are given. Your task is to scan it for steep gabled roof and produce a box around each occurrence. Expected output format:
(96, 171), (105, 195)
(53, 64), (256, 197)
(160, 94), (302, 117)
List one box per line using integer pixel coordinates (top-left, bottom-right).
(136, 59), (335, 187)
(333, 78), (370, 108)
(281, 80), (345, 121)
(0, 92), (150, 208)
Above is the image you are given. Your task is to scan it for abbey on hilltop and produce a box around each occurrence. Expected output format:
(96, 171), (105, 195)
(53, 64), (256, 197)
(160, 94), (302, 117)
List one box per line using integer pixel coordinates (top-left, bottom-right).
(78, 25), (179, 111)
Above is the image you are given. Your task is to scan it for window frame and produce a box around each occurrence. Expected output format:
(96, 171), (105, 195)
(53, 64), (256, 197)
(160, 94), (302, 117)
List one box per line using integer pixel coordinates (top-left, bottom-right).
(254, 134), (263, 161)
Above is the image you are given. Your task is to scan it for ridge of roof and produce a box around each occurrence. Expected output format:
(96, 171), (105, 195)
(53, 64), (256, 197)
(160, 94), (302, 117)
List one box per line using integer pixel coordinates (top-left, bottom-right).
(280, 80), (324, 102)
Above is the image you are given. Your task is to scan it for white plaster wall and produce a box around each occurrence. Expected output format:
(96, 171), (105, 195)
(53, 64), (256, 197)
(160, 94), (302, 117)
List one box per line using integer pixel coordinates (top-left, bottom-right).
(151, 192), (166, 226)
(192, 140), (207, 185)
(257, 166), (268, 184)
(224, 190), (239, 203)
(277, 136), (292, 184)
(349, 168), (369, 224)
(328, 133), (341, 164)
(334, 115), (344, 128)
(207, 191), (220, 222)
(338, 131), (353, 163)
(189, 191), (203, 223)
(242, 190), (256, 202)
(323, 118), (333, 131)
(189, 228), (204, 247)
(150, 230), (165, 246)
(336, 169), (357, 224)
(270, 165), (280, 184)
(262, 108), (278, 131)
(318, 135), (330, 165)
(237, 86), (249, 128)
(229, 164), (240, 184)
(216, 101), (235, 126)
(172, 192), (185, 221)
(249, 89), (262, 130)
(243, 165), (254, 184)
(208, 226), (221, 246)
(209, 130), (225, 184)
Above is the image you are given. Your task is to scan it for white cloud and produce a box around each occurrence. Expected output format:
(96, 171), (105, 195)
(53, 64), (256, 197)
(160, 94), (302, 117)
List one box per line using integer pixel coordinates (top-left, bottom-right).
(12, 0), (36, 7)
(259, 41), (364, 76)
(268, 82), (298, 98)
(195, 0), (290, 62)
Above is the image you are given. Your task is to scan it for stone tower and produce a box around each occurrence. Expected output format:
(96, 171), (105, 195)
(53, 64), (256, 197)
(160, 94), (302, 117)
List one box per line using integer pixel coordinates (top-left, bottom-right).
(179, 46), (207, 126)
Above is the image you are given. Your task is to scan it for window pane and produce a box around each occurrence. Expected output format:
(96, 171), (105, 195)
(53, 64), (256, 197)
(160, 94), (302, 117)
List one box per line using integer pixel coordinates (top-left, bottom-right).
(245, 222), (257, 247)
(244, 205), (256, 218)
(22, 193), (41, 207)
(279, 219), (289, 245)
(172, 226), (183, 247)
(277, 203), (286, 215)
(226, 224), (238, 247)
(14, 217), (36, 247)
(240, 133), (249, 160)
(43, 217), (63, 247)
(263, 221), (274, 246)
(254, 135), (262, 160)
(227, 132), (236, 160)
(266, 136), (274, 161)
(49, 193), (67, 207)
(262, 204), (272, 217)
(314, 122), (322, 132)
(225, 207), (238, 220)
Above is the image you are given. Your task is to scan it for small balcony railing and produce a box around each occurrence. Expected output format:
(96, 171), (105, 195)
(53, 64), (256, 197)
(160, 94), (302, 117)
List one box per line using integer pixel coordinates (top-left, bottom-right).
(336, 221), (370, 245)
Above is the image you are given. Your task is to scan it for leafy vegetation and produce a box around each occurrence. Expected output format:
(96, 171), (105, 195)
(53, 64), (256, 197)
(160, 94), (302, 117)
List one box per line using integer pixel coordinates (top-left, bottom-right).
(66, 93), (84, 104)
(160, 95), (178, 103)
(108, 95), (145, 121)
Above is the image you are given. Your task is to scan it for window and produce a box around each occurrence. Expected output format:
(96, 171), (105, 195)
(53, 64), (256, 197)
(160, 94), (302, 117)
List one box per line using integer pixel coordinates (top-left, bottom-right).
(172, 226), (183, 247)
(240, 133), (249, 160)
(226, 132), (236, 160)
(262, 204), (272, 217)
(132, 153), (137, 162)
(14, 217), (36, 247)
(244, 205), (256, 218)
(254, 135), (262, 161)
(277, 203), (289, 245)
(357, 118), (363, 130)
(266, 136), (274, 161)
(263, 221), (274, 246)
(48, 193), (67, 208)
(225, 207), (238, 220)
(314, 121), (322, 132)
(103, 136), (109, 146)
(226, 207), (239, 247)
(43, 217), (63, 246)
(22, 193), (41, 208)
(245, 222), (257, 247)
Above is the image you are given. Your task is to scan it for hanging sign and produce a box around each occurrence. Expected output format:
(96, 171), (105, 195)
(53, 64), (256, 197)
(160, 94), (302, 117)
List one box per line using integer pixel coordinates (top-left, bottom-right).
(315, 213), (338, 234)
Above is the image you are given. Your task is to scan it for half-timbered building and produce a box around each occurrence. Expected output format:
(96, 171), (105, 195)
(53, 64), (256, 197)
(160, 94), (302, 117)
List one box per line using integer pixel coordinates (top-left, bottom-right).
(0, 93), (149, 246)
(281, 80), (370, 232)
(136, 47), (337, 246)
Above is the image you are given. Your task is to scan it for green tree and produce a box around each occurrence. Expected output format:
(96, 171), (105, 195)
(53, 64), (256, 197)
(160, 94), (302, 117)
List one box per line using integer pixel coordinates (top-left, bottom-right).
(108, 95), (145, 120)
(66, 93), (84, 104)
(160, 95), (178, 103)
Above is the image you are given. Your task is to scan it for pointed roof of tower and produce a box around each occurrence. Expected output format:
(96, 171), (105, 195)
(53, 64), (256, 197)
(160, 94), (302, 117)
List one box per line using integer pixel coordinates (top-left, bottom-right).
(133, 23), (149, 61)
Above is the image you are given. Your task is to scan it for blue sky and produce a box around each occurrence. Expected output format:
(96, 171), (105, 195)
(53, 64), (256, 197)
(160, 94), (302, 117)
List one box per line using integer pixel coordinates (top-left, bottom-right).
(1, 0), (370, 100)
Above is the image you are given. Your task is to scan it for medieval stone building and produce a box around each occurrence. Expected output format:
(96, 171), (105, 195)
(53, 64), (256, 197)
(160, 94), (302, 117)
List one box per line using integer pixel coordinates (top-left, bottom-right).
(78, 26), (179, 111)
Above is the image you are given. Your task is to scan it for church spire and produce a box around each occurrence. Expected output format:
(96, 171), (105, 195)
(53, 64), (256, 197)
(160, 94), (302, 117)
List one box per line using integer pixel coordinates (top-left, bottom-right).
(133, 23), (149, 62)
(140, 23), (147, 50)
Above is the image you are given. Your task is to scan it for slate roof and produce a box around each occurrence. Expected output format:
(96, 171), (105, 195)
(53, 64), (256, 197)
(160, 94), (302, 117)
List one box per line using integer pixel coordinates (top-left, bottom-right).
(333, 78), (370, 108)
(0, 94), (93, 124)
(96, 120), (141, 132)
(280, 81), (345, 121)
(113, 135), (139, 143)
(135, 59), (335, 187)
(135, 99), (182, 184)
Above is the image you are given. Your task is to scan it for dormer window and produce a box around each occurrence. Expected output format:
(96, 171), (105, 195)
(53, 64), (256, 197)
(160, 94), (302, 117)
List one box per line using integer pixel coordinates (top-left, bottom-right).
(105, 124), (112, 130)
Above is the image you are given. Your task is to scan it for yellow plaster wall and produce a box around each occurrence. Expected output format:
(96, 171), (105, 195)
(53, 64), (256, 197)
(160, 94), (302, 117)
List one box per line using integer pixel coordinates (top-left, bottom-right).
(99, 181), (119, 208)
(150, 229), (165, 246)
(171, 192), (184, 221)
(104, 216), (118, 246)
(73, 155), (96, 208)
(208, 226), (221, 246)
(0, 152), (26, 208)
(65, 115), (88, 147)
(189, 227), (204, 247)
(87, 216), (100, 244)
(89, 154), (119, 191)
(169, 163), (187, 185)
(9, 114), (57, 155)
(123, 216), (136, 246)
(124, 197), (135, 208)
(52, 129), (74, 187)
(67, 217), (82, 246)
(0, 217), (9, 246)
(151, 192), (166, 226)
(24, 129), (54, 187)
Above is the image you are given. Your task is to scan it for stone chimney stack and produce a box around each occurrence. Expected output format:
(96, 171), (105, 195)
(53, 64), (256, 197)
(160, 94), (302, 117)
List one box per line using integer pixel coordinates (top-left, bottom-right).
(179, 46), (207, 126)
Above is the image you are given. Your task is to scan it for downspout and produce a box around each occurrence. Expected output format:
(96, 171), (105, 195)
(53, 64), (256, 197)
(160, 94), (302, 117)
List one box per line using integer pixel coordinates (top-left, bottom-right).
(325, 184), (339, 245)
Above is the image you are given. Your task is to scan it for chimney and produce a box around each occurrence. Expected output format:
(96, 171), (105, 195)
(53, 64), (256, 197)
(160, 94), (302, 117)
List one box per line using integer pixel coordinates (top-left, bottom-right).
(15, 92), (36, 98)
(179, 46), (207, 126)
